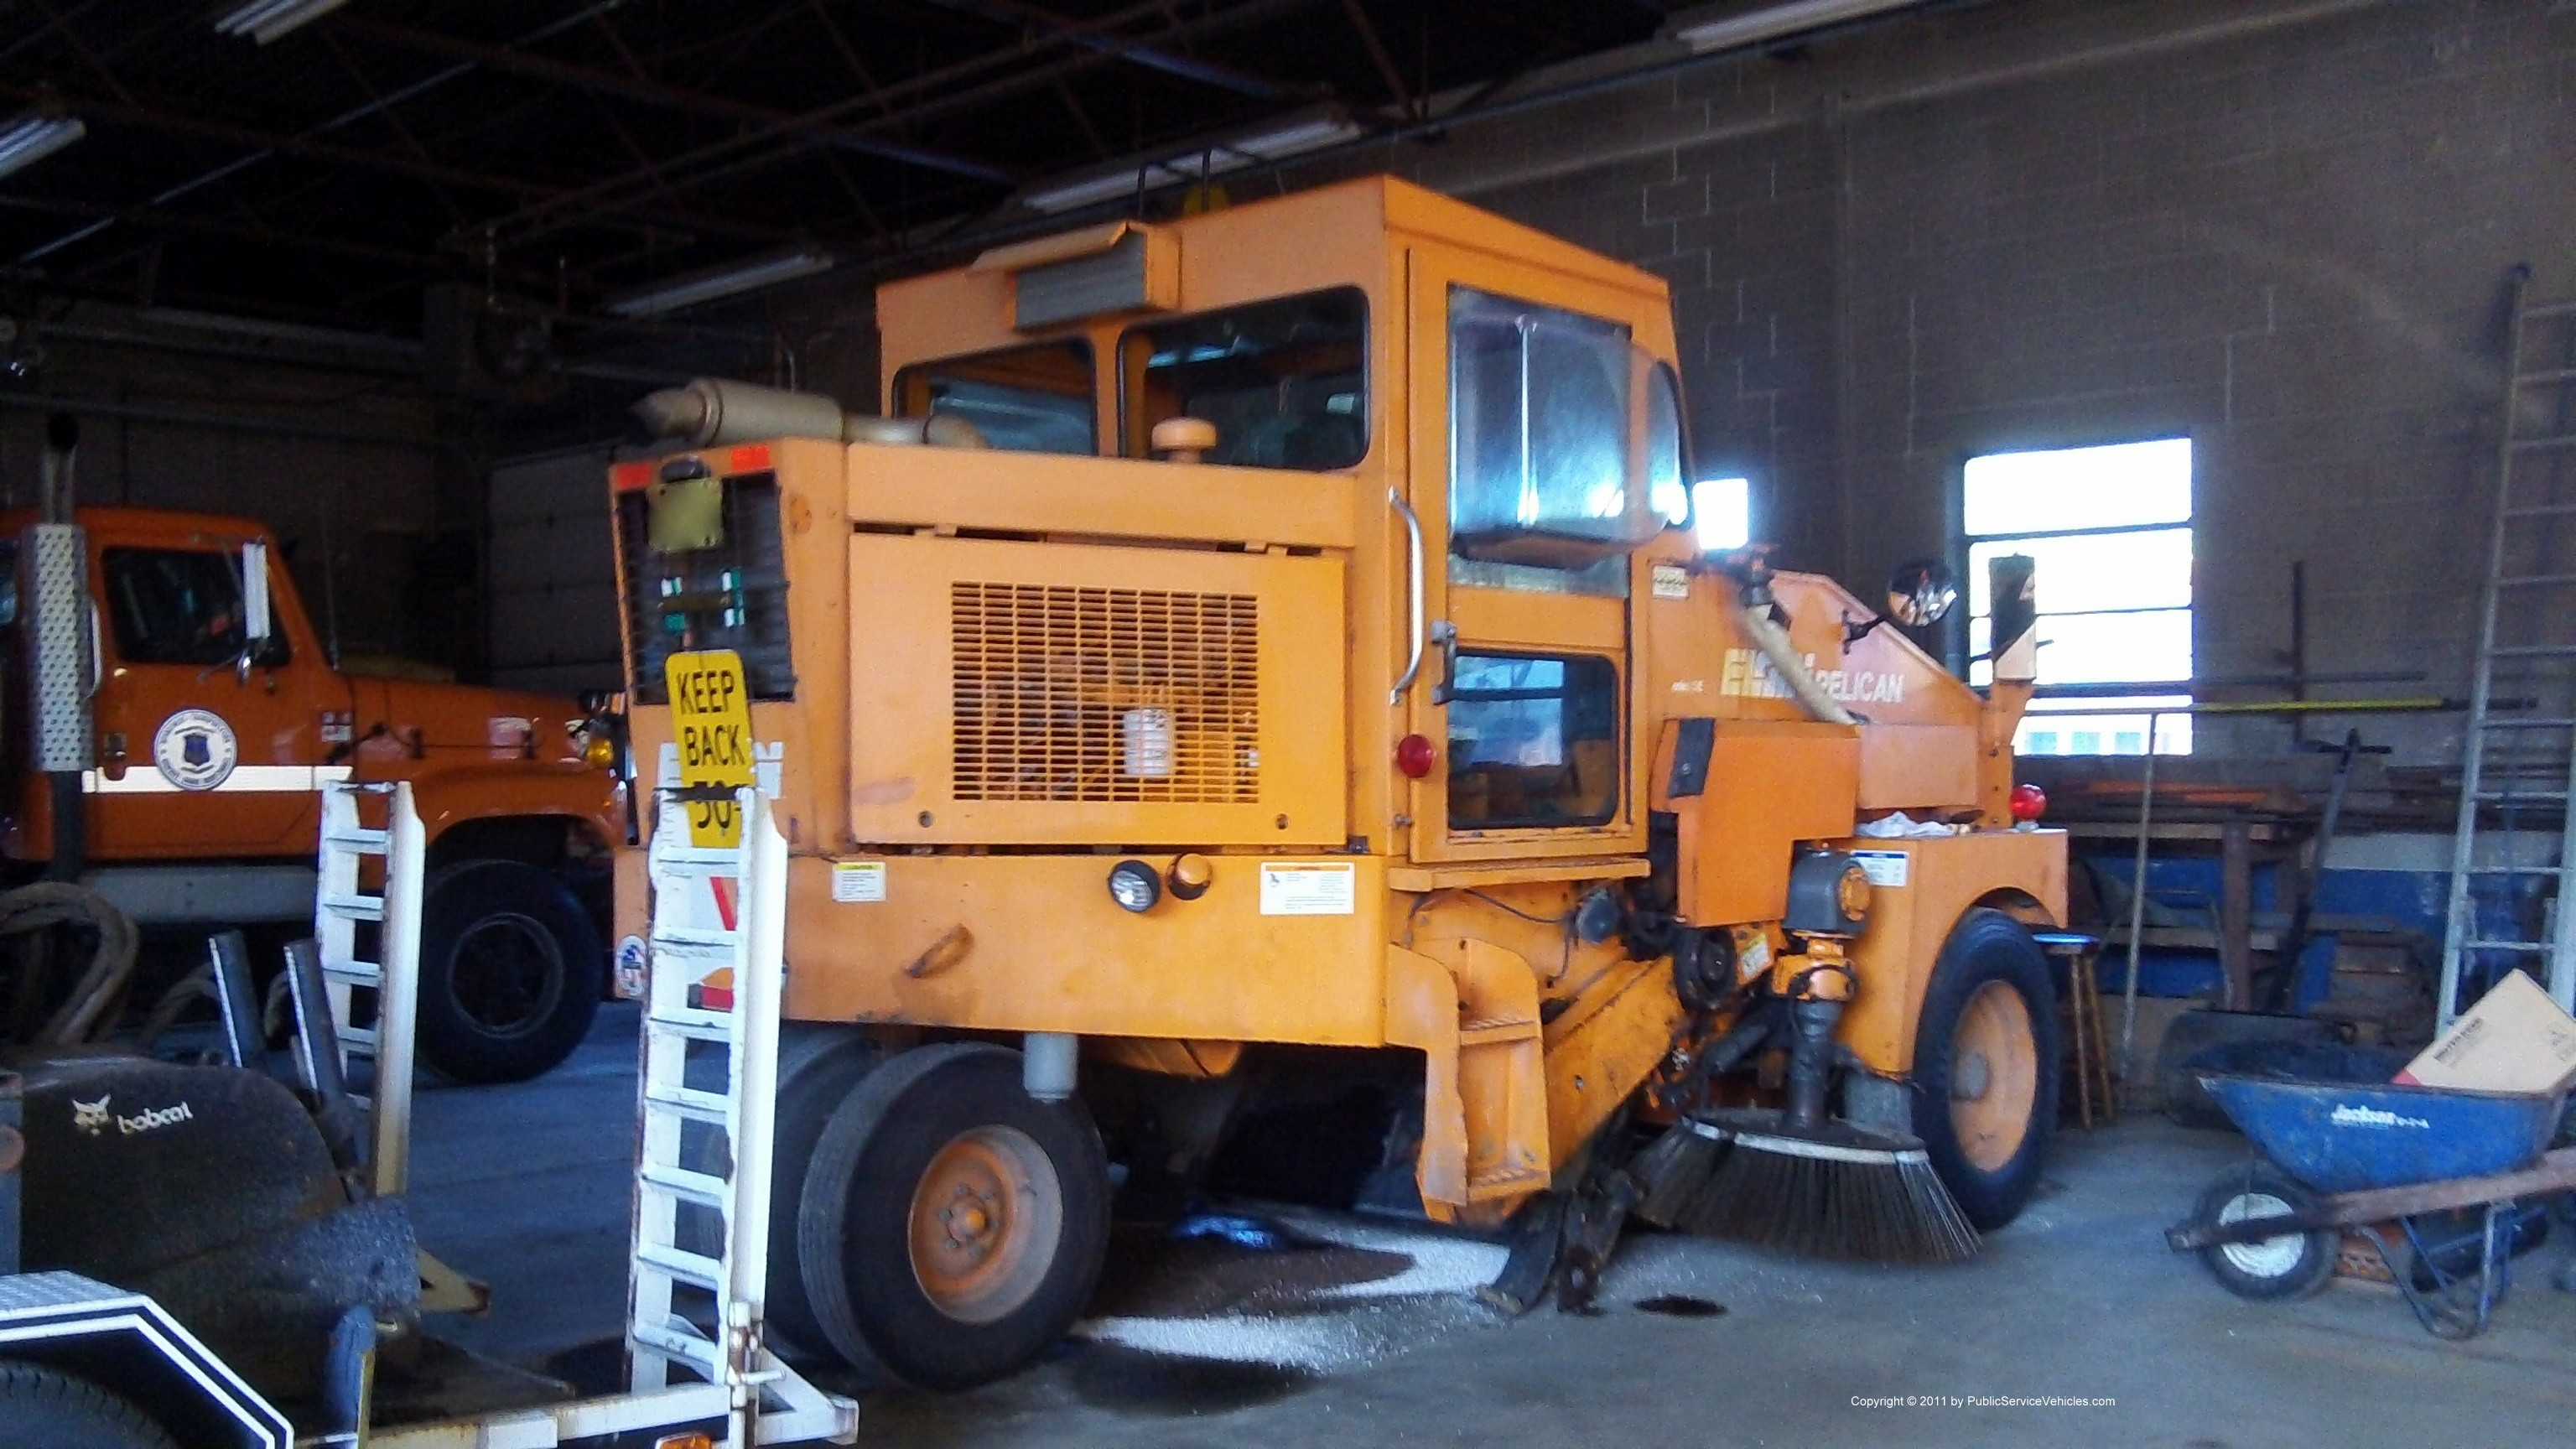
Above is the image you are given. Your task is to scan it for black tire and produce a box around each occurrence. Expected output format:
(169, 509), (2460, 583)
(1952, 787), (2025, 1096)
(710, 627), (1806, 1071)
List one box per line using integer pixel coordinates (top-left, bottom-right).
(415, 860), (601, 1084)
(2193, 1161), (2337, 1300)
(1909, 907), (2061, 1231)
(0, 1362), (177, 1449)
(797, 1043), (1110, 1390)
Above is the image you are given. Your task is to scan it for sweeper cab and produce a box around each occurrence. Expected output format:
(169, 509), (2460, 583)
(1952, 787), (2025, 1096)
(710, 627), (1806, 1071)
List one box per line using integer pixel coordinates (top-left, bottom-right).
(610, 174), (2070, 1389)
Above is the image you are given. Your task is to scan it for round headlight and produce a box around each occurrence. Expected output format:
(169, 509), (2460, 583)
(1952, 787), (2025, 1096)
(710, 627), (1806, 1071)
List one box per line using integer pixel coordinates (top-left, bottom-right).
(1107, 860), (1161, 913)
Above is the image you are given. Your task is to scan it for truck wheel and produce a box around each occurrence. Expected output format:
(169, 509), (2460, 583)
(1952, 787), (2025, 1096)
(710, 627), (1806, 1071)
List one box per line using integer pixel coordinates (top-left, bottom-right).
(0, 1362), (177, 1449)
(2194, 1162), (2336, 1300)
(1909, 907), (2059, 1231)
(796, 1043), (1109, 1389)
(416, 860), (601, 1084)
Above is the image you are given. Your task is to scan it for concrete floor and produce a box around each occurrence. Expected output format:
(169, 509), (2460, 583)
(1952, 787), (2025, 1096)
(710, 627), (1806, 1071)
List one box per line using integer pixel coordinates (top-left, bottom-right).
(408, 1004), (2576, 1447)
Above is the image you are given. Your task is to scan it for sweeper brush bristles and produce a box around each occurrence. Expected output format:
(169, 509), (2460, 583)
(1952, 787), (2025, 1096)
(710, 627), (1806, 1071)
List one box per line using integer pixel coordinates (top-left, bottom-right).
(1628, 1119), (1729, 1228)
(1633, 1109), (1980, 1265)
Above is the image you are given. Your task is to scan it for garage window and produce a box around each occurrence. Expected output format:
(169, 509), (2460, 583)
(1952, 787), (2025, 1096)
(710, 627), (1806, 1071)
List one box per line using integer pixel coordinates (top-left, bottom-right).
(894, 338), (1095, 454)
(1965, 438), (2193, 755)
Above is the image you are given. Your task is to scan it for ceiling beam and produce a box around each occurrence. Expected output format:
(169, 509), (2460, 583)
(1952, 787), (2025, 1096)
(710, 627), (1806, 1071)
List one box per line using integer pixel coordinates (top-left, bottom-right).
(918, 0), (1294, 99)
(334, 15), (1020, 186)
(465, 0), (1321, 251)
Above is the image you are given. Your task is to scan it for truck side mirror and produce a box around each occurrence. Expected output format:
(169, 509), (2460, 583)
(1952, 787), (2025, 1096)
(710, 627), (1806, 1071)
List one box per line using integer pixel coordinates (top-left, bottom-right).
(239, 540), (273, 682)
(1884, 558), (1957, 627)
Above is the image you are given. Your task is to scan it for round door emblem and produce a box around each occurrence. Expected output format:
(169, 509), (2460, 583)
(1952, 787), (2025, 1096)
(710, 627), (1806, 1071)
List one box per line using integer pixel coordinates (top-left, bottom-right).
(153, 709), (238, 792)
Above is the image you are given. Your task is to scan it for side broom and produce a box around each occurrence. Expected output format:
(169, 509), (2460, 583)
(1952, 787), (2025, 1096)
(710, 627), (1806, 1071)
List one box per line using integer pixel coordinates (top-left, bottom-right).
(1631, 970), (1977, 1265)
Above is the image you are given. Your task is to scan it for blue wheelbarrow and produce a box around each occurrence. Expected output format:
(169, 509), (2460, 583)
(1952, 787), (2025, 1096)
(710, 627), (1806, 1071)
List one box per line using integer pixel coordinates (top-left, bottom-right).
(2163, 1044), (2575, 1338)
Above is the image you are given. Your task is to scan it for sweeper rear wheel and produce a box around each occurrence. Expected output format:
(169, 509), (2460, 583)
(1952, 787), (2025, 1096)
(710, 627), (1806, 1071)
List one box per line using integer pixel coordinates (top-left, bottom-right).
(795, 1042), (1110, 1389)
(1910, 908), (2059, 1230)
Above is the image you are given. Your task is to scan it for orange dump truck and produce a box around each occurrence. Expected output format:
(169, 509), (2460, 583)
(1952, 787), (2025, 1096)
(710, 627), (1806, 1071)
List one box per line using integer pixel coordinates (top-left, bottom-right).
(2, 445), (626, 1082)
(612, 176), (2068, 1388)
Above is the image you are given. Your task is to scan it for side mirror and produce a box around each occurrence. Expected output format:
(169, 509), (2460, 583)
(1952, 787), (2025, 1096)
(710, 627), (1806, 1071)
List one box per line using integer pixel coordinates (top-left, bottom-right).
(239, 540), (273, 682)
(1883, 558), (1957, 627)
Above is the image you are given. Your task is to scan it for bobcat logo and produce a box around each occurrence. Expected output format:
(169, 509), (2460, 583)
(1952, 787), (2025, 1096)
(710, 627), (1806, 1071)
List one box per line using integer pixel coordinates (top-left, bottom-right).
(72, 1094), (111, 1136)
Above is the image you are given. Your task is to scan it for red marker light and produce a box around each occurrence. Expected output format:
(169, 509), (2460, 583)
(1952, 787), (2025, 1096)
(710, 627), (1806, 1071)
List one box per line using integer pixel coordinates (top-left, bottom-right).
(1394, 733), (1437, 779)
(2009, 782), (2047, 823)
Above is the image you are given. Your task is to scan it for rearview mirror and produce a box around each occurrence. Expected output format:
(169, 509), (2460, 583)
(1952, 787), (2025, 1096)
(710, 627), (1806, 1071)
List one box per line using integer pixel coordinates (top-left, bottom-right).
(1884, 558), (1957, 627)
(238, 540), (272, 683)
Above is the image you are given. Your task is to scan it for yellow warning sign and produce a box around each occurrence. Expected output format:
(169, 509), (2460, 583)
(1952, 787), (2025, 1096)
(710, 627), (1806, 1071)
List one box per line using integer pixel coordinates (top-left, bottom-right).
(665, 649), (754, 847)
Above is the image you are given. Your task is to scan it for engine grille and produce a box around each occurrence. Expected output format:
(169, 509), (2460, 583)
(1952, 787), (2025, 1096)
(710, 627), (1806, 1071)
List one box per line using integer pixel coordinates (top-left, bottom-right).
(951, 583), (1259, 803)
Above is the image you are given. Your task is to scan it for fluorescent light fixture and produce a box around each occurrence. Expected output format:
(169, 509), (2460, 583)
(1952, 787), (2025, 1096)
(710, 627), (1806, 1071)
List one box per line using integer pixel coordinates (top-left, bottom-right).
(1020, 110), (1366, 214)
(0, 115), (86, 179)
(216, 0), (355, 44)
(1693, 477), (1752, 551)
(605, 247), (834, 318)
(1667, 0), (1924, 54)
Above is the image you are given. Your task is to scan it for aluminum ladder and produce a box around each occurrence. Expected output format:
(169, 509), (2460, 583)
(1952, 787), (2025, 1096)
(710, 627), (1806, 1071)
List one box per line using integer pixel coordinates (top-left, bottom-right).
(2440, 270), (2576, 1025)
(627, 784), (851, 1445)
(312, 779), (425, 1196)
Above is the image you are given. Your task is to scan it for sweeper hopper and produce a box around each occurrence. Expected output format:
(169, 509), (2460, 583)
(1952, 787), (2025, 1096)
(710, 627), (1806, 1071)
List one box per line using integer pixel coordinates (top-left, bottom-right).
(609, 175), (2069, 1387)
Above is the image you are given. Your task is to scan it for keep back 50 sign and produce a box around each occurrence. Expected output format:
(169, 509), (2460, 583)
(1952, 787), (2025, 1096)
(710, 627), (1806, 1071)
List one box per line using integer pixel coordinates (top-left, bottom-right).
(664, 648), (755, 846)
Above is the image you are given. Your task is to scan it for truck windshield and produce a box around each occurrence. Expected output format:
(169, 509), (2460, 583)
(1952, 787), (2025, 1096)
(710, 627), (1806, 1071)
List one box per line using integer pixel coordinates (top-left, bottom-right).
(1121, 288), (1367, 469)
(1448, 286), (1661, 572)
(894, 339), (1094, 454)
(103, 548), (283, 667)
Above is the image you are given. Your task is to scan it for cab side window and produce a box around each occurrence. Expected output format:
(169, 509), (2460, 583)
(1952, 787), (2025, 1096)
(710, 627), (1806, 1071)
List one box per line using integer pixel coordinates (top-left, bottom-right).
(895, 339), (1096, 454)
(104, 548), (283, 667)
(1446, 652), (1619, 829)
(1122, 288), (1368, 470)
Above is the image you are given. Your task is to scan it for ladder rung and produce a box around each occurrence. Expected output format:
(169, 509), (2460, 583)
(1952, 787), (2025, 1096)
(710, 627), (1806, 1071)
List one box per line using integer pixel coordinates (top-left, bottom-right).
(630, 1320), (721, 1374)
(2521, 299), (2576, 319)
(2486, 645), (2576, 657)
(323, 961), (382, 986)
(2516, 366), (2576, 386)
(648, 1012), (733, 1044)
(2464, 864), (2568, 875)
(2477, 788), (2570, 800)
(2461, 939), (2555, 953)
(319, 893), (384, 922)
(2480, 717), (2576, 729)
(2502, 502), (2576, 519)
(2508, 434), (2576, 452)
(321, 829), (389, 852)
(336, 1026), (377, 1052)
(635, 1242), (726, 1292)
(639, 1161), (733, 1210)
(2496, 574), (2576, 587)
(643, 1085), (731, 1126)
(653, 926), (737, 949)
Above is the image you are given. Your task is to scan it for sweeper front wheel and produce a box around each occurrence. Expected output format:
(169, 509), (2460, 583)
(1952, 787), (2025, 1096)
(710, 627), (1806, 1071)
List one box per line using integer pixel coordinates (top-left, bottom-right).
(796, 1042), (1110, 1389)
(2192, 1162), (2337, 1300)
(1909, 908), (2059, 1231)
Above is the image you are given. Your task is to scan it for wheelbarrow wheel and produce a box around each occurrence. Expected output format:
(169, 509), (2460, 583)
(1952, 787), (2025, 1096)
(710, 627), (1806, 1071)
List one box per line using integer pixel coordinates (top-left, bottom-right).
(2194, 1163), (2335, 1301)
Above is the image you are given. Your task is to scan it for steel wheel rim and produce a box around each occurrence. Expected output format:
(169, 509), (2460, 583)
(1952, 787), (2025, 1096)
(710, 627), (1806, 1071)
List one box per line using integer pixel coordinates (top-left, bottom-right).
(1949, 979), (2038, 1172)
(908, 1124), (1062, 1325)
(2216, 1192), (2306, 1277)
(445, 911), (565, 1040)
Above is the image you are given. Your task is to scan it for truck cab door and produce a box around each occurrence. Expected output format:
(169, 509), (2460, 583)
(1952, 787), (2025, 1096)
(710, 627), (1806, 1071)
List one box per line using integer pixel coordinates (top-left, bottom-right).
(86, 538), (327, 855)
(1398, 244), (1677, 866)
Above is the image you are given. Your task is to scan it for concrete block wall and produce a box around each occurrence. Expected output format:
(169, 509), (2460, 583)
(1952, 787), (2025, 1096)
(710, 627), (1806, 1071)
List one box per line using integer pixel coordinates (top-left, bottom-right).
(1368, 0), (2576, 761)
(0, 337), (445, 670)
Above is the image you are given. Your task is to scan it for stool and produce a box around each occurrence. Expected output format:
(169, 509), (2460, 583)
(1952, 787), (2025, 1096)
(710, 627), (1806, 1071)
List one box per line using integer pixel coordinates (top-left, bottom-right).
(2033, 931), (2117, 1129)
